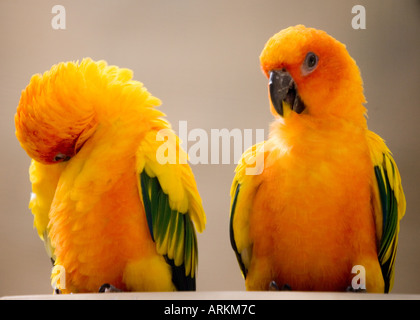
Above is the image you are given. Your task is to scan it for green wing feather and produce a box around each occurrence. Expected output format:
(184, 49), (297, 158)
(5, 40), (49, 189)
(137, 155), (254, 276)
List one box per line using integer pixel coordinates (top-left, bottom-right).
(369, 131), (406, 293)
(374, 154), (405, 292)
(229, 183), (248, 278)
(229, 141), (266, 280)
(140, 171), (198, 291)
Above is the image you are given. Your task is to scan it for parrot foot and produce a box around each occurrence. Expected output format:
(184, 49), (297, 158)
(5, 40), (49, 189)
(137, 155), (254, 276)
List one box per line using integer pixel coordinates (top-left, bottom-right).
(269, 281), (292, 291)
(345, 286), (367, 293)
(98, 283), (123, 293)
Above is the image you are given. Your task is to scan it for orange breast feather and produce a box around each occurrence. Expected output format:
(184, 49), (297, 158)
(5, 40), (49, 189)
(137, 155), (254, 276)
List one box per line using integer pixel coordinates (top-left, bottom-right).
(245, 118), (383, 291)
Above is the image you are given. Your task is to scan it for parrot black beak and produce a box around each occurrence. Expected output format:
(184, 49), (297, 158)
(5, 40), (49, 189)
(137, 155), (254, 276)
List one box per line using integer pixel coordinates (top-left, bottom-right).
(269, 70), (305, 116)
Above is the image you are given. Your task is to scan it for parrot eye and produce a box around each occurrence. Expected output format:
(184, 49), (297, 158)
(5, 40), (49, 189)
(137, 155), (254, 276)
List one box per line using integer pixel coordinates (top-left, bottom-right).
(302, 52), (318, 75)
(53, 153), (70, 162)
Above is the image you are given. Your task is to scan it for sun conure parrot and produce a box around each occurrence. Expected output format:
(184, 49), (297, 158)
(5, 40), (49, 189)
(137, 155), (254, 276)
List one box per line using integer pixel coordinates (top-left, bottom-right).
(229, 25), (406, 293)
(15, 58), (206, 293)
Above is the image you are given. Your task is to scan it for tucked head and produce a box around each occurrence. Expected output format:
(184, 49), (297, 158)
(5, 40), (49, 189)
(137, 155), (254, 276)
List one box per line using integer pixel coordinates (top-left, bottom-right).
(15, 58), (142, 164)
(15, 59), (101, 164)
(260, 25), (366, 123)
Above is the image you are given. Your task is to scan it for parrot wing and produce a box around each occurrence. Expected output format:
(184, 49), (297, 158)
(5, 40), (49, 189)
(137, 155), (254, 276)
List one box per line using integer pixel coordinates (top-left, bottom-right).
(28, 160), (67, 264)
(230, 140), (267, 279)
(367, 130), (406, 293)
(136, 125), (206, 290)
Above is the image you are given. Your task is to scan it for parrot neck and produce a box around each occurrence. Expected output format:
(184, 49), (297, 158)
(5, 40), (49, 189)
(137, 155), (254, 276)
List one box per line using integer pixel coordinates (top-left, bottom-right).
(90, 85), (165, 151)
(269, 113), (368, 154)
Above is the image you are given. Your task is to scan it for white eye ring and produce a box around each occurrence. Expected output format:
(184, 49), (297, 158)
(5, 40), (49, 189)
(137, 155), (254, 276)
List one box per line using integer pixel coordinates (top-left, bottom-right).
(301, 52), (318, 76)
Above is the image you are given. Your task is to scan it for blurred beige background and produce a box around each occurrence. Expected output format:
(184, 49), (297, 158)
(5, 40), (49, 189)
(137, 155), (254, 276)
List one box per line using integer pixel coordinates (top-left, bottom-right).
(1, 0), (419, 296)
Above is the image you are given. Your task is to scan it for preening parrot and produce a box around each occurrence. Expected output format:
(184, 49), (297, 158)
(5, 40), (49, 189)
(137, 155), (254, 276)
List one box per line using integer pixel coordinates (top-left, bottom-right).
(15, 58), (206, 293)
(229, 25), (406, 293)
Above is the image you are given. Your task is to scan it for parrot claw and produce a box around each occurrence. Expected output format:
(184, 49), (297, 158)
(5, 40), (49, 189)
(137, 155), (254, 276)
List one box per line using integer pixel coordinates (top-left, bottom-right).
(98, 283), (123, 293)
(269, 281), (279, 291)
(345, 286), (367, 293)
(269, 281), (292, 291)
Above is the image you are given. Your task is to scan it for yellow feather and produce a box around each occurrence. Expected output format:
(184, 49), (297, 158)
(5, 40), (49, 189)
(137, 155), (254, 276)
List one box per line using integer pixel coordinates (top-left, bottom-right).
(29, 160), (66, 239)
(230, 141), (266, 254)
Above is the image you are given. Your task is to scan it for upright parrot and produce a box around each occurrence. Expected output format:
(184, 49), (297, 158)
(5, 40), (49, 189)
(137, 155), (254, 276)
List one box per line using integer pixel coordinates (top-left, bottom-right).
(230, 25), (406, 293)
(15, 58), (206, 293)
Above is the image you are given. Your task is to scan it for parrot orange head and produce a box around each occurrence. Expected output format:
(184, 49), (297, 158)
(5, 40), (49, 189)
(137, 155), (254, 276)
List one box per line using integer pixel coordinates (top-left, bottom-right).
(260, 25), (366, 125)
(15, 59), (122, 164)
